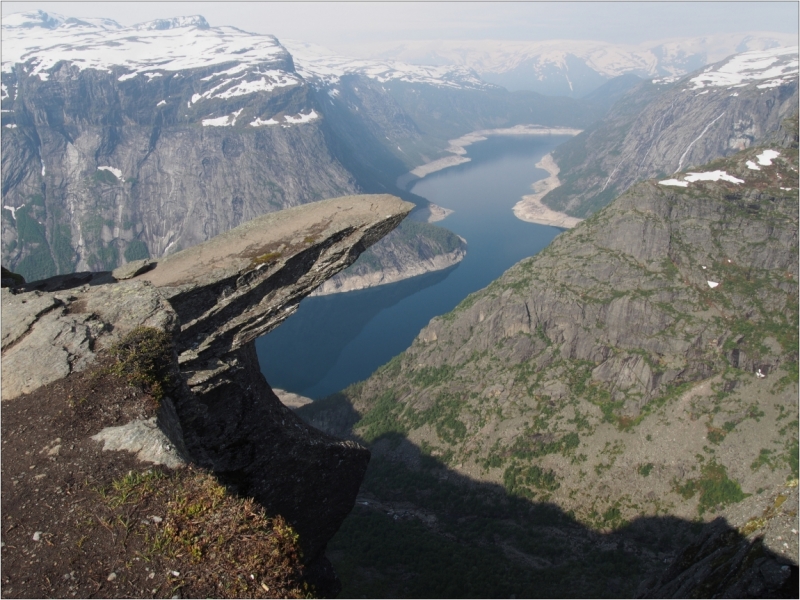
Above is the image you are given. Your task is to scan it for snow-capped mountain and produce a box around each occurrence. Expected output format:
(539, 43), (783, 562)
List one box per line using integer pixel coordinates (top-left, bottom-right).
(340, 33), (798, 97)
(540, 46), (799, 217)
(282, 40), (491, 91)
(1, 10), (490, 95)
(1, 11), (594, 283)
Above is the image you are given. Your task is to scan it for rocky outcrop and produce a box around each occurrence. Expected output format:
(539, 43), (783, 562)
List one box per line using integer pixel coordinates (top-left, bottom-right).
(638, 484), (799, 598)
(1, 193), (414, 593)
(312, 220), (466, 296)
(542, 47), (799, 217)
(315, 143), (798, 585)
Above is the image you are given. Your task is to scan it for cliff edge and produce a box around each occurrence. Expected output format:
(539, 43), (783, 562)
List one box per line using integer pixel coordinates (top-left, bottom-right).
(1, 193), (413, 597)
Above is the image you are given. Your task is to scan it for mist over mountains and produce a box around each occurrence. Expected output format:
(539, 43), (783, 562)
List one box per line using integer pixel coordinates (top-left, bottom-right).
(339, 33), (798, 97)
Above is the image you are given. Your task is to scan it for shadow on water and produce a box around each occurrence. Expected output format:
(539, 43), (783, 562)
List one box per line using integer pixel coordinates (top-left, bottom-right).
(296, 401), (799, 599)
(255, 267), (455, 394)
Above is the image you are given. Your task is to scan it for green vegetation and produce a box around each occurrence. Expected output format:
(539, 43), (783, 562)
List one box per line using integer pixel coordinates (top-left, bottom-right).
(674, 462), (748, 515)
(108, 327), (174, 402)
(638, 463), (654, 477)
(250, 251), (282, 268)
(14, 203), (56, 282)
(51, 223), (75, 274)
(98, 467), (309, 598)
(503, 461), (560, 499)
(328, 452), (647, 598)
(357, 390), (405, 443)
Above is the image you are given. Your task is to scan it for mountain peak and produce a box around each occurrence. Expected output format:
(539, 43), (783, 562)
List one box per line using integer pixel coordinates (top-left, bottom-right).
(133, 15), (210, 31)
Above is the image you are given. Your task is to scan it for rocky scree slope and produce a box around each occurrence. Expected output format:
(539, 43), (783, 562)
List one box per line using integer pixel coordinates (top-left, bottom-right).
(1, 193), (414, 595)
(301, 143), (798, 595)
(0, 11), (468, 287)
(541, 46), (799, 218)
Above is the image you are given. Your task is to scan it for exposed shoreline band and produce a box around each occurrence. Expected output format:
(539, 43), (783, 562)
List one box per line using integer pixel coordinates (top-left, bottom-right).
(397, 125), (583, 228)
(512, 153), (583, 229)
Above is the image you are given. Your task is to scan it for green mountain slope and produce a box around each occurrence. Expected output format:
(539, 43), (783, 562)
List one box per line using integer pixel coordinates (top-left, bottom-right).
(298, 131), (799, 596)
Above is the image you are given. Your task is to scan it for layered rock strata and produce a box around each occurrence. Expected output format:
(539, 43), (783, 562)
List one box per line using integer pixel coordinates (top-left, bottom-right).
(1, 193), (414, 592)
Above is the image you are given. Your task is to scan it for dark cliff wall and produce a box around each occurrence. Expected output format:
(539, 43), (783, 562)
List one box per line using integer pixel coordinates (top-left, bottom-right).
(1, 62), (359, 280)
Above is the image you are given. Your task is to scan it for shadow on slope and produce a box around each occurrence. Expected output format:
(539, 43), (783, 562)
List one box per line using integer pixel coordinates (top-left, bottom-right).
(295, 399), (798, 598)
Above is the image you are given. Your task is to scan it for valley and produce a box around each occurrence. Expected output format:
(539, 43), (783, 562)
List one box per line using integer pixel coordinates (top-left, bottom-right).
(257, 134), (570, 398)
(299, 135), (799, 597)
(1, 7), (798, 599)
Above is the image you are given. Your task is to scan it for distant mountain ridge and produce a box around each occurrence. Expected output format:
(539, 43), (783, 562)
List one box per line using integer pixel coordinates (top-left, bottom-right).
(541, 45), (799, 217)
(0, 10), (609, 284)
(338, 33), (798, 97)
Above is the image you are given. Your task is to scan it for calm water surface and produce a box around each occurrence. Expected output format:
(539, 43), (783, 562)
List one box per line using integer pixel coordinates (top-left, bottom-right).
(256, 135), (571, 398)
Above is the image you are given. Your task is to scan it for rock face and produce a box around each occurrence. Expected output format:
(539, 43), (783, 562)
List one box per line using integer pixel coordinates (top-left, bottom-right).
(0, 11), (603, 287)
(300, 142), (798, 593)
(1, 193), (414, 592)
(542, 47), (799, 217)
(312, 220), (466, 296)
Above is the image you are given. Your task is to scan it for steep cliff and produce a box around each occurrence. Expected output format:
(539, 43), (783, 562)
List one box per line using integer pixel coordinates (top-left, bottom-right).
(312, 220), (466, 295)
(1, 193), (413, 597)
(0, 11), (607, 289)
(541, 46), (799, 217)
(298, 142), (798, 595)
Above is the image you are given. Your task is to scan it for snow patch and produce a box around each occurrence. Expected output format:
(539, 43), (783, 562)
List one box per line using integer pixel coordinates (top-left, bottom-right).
(211, 72), (299, 99)
(2, 12), (288, 82)
(156, 100), (166, 107)
(118, 72), (137, 82)
(652, 75), (681, 84)
(3, 204), (23, 219)
(660, 170), (744, 187)
(746, 160), (760, 170)
(756, 149), (779, 166)
(202, 108), (244, 127)
(249, 116), (279, 127)
(283, 109), (318, 124)
(684, 170), (744, 184)
(5, 123), (17, 128)
(97, 167), (123, 181)
(707, 281), (719, 289)
(688, 46), (798, 89)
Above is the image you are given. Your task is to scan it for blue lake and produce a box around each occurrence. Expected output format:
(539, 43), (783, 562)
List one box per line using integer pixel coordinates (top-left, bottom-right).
(256, 134), (572, 398)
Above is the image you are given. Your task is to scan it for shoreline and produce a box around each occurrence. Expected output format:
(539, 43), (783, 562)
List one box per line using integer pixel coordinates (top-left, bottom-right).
(310, 246), (466, 296)
(512, 153), (583, 229)
(396, 124), (583, 190)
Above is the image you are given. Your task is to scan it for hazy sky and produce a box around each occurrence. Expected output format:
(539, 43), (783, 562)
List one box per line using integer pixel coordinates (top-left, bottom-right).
(2, 1), (798, 50)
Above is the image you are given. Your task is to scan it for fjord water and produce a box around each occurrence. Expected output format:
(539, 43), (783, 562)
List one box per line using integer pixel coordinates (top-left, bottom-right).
(256, 135), (571, 398)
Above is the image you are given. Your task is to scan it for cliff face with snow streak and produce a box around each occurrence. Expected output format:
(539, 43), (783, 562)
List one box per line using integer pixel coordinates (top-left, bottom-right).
(0, 12), (363, 281)
(540, 46), (799, 218)
(0, 11), (605, 284)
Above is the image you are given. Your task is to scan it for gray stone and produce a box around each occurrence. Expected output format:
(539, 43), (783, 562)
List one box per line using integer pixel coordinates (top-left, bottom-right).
(92, 417), (185, 469)
(112, 259), (155, 281)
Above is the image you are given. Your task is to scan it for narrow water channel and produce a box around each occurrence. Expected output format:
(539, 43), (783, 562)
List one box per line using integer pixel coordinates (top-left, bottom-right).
(256, 134), (572, 399)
